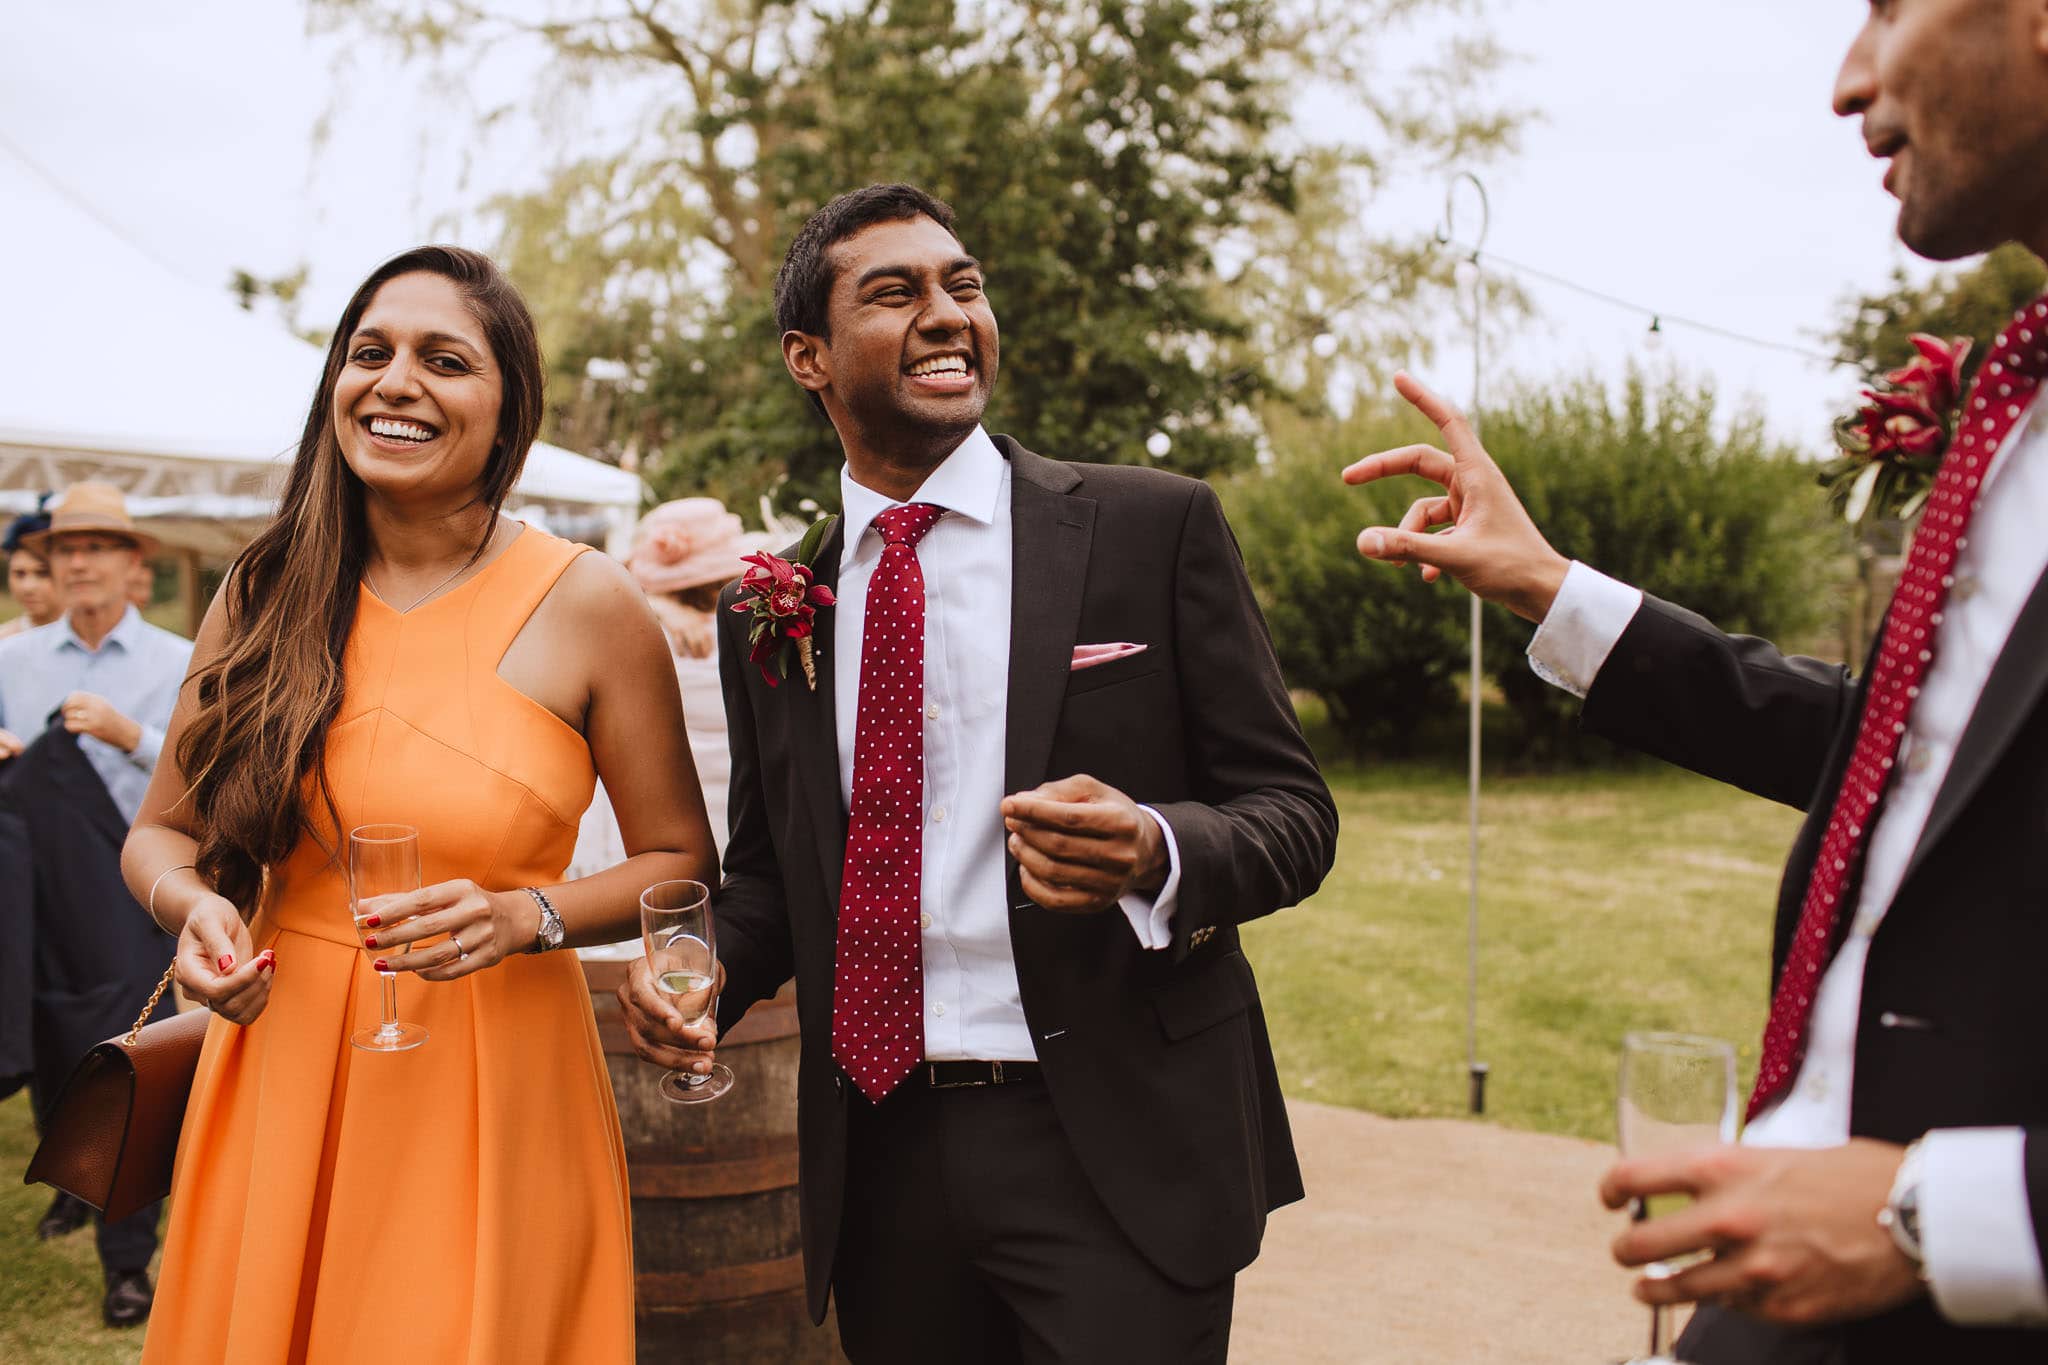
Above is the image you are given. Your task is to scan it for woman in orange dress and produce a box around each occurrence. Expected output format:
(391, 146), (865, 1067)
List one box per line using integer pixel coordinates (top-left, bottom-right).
(122, 245), (719, 1363)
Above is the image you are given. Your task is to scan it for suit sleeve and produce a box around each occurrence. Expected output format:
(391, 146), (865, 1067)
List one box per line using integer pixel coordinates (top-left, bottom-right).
(710, 592), (796, 1036)
(1580, 593), (1856, 811)
(1147, 482), (1339, 962)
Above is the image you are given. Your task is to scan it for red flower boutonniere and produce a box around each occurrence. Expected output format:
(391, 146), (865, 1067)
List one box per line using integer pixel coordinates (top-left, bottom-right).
(732, 517), (837, 689)
(1823, 333), (1972, 529)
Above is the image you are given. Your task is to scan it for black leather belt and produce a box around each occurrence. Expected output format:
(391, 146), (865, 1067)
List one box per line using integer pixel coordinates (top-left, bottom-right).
(924, 1060), (1042, 1089)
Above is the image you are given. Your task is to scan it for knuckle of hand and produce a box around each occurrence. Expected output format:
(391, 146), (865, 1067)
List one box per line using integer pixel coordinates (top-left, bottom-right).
(1701, 1148), (1747, 1182)
(1747, 1251), (1794, 1287)
(1718, 1210), (1767, 1245)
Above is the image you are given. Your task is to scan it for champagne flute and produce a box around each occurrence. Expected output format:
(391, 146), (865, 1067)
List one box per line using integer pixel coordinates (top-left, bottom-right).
(348, 823), (428, 1053)
(641, 879), (733, 1103)
(1615, 1031), (1738, 1364)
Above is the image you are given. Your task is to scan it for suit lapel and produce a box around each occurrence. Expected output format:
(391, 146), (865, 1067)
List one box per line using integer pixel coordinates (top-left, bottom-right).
(1900, 560), (2048, 888)
(788, 520), (848, 913)
(1001, 439), (1095, 796)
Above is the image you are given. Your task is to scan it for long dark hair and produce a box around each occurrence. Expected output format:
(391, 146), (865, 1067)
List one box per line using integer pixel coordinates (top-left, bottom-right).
(177, 245), (545, 911)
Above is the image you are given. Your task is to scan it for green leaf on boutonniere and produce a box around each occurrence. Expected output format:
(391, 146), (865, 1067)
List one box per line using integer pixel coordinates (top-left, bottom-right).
(1843, 461), (1881, 526)
(793, 514), (833, 570)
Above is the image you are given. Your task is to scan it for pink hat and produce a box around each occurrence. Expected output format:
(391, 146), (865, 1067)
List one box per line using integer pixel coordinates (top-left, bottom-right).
(627, 498), (751, 594)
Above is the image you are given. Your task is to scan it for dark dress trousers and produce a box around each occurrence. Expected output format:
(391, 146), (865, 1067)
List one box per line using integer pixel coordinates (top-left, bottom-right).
(709, 439), (1338, 1343)
(1581, 586), (2048, 1364)
(0, 720), (170, 1273)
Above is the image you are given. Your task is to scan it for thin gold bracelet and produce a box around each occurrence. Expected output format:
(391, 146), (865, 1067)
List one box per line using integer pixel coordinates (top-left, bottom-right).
(146, 864), (197, 933)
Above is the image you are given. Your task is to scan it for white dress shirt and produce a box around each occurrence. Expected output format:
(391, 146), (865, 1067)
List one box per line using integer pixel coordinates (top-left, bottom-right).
(1528, 408), (2048, 1325)
(835, 427), (1182, 1062)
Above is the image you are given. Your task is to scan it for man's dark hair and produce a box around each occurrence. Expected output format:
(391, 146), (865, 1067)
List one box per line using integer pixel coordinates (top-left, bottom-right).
(773, 183), (958, 340)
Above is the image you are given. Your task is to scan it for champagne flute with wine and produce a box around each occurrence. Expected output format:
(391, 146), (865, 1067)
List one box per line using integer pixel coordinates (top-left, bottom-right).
(1614, 1031), (1738, 1364)
(640, 879), (734, 1104)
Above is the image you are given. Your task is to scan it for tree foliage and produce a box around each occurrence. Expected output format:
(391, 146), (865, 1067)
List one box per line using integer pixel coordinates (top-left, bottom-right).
(1229, 374), (1848, 764)
(1481, 371), (1850, 762)
(1826, 243), (2047, 387)
(228, 264), (329, 346)
(311, 0), (1519, 510)
(1224, 403), (1472, 759)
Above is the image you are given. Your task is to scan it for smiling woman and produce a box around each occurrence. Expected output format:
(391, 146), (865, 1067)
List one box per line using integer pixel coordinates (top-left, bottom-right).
(117, 246), (719, 1363)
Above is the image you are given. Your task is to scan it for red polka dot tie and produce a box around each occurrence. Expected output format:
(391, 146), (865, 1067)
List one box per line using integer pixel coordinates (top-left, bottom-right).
(833, 503), (945, 1102)
(1747, 295), (2048, 1121)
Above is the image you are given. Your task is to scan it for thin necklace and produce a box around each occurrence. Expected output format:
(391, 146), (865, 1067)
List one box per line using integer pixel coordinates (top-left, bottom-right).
(367, 529), (494, 614)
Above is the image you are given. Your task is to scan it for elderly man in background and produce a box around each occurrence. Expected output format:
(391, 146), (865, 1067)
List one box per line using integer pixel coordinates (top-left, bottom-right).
(0, 481), (191, 1328)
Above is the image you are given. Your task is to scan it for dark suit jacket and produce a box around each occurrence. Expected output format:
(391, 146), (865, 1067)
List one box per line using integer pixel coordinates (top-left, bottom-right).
(1583, 583), (2048, 1364)
(0, 720), (172, 1118)
(711, 437), (1338, 1320)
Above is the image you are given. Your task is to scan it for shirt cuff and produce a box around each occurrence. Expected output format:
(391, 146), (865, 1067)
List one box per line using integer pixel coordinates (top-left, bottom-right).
(1525, 561), (1643, 699)
(128, 723), (164, 770)
(1117, 806), (1182, 951)
(1920, 1128), (2048, 1326)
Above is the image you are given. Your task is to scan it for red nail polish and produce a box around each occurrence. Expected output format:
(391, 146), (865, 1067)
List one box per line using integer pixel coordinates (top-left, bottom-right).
(374, 958), (389, 973)
(259, 956), (275, 973)
(217, 955), (234, 972)
(363, 935), (378, 948)
(365, 914), (381, 928)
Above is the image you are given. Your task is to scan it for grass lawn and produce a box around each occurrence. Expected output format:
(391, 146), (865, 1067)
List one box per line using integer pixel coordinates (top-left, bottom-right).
(1244, 759), (1798, 1141)
(0, 1092), (150, 1364)
(0, 760), (1799, 1357)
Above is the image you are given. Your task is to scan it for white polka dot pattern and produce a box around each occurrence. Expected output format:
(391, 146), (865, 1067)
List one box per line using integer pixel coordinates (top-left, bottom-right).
(1747, 295), (2048, 1121)
(832, 502), (945, 1102)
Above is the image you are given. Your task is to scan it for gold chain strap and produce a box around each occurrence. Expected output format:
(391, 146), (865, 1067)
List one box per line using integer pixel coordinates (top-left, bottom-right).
(123, 964), (178, 1047)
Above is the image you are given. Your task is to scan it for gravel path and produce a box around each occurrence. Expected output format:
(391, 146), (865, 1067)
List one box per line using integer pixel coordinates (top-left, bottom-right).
(1234, 1101), (1683, 1363)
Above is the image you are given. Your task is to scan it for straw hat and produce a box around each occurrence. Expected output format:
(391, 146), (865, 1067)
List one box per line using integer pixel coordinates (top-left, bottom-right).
(22, 481), (158, 556)
(626, 498), (751, 594)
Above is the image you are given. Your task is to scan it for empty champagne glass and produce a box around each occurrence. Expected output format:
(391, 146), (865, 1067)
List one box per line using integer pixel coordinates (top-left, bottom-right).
(1615, 1031), (1738, 1364)
(349, 823), (428, 1053)
(641, 879), (733, 1103)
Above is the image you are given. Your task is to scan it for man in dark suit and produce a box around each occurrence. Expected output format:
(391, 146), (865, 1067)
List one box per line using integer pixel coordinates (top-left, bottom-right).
(1341, 5), (2048, 1362)
(620, 183), (1337, 1361)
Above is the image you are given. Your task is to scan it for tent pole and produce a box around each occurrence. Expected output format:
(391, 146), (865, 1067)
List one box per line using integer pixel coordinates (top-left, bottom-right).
(178, 550), (201, 639)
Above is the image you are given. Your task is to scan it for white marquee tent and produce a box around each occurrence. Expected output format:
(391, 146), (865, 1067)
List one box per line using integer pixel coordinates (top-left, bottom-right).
(0, 149), (645, 623)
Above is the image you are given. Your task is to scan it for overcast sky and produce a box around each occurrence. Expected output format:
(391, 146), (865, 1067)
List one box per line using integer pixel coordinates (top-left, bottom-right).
(2, 1), (1926, 452)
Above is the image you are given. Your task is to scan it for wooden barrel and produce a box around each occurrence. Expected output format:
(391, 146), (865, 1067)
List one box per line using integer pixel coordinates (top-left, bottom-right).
(582, 961), (842, 1363)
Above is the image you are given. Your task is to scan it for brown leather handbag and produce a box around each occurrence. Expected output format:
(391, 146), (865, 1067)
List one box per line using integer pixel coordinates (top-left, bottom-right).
(24, 965), (210, 1221)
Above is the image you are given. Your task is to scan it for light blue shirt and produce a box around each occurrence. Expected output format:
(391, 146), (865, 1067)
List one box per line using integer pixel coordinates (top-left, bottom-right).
(0, 606), (193, 824)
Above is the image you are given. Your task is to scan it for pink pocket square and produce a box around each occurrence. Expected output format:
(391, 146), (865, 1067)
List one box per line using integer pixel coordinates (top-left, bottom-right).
(1070, 642), (1148, 672)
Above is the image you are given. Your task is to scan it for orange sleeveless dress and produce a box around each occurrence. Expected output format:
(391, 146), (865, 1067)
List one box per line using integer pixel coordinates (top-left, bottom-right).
(143, 530), (633, 1364)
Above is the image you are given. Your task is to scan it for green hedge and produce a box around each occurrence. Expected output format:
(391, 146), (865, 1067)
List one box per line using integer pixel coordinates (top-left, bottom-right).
(1228, 372), (1849, 763)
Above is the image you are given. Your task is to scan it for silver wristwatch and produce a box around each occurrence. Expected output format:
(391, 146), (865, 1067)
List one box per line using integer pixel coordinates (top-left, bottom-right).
(522, 886), (565, 954)
(1877, 1138), (1929, 1279)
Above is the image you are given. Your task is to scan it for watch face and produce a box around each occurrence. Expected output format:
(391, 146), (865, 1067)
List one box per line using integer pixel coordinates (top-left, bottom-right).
(1898, 1190), (1922, 1246)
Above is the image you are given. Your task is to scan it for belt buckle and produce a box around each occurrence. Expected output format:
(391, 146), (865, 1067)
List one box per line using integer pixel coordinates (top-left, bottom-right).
(928, 1061), (1001, 1089)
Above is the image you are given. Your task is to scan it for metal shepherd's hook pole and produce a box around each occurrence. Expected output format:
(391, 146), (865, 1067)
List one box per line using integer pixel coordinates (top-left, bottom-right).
(1438, 171), (1490, 1116)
